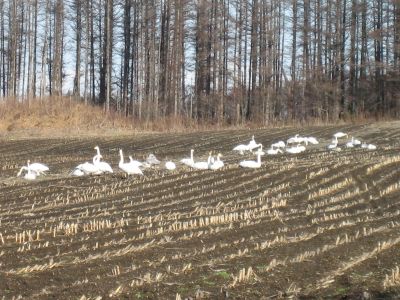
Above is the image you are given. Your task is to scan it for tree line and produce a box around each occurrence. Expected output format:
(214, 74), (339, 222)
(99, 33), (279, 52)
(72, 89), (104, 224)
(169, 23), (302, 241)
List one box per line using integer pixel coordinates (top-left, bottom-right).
(1, 0), (399, 124)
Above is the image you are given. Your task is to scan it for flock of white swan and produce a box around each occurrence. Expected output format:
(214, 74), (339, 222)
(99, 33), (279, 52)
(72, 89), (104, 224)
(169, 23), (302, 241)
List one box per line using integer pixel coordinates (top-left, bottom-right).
(16, 131), (377, 180)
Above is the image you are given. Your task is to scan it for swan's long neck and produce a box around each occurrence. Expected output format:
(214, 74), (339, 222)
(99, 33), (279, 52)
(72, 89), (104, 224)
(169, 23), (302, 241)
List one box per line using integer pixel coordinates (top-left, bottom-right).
(119, 150), (124, 165)
(257, 152), (261, 164)
(95, 147), (101, 156)
(190, 150), (194, 161)
(17, 166), (26, 177)
(93, 155), (101, 164)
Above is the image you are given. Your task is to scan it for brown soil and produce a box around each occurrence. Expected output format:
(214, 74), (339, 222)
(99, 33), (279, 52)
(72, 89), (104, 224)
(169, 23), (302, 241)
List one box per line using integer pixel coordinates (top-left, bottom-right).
(0, 121), (400, 299)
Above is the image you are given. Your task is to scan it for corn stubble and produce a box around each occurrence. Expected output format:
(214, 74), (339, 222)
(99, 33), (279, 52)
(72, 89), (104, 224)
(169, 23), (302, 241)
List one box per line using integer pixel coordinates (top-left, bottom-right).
(1, 124), (400, 298)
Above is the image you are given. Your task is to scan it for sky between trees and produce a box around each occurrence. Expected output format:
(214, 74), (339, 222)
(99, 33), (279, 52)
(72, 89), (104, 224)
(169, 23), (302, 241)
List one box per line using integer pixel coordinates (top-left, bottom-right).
(1, 0), (400, 124)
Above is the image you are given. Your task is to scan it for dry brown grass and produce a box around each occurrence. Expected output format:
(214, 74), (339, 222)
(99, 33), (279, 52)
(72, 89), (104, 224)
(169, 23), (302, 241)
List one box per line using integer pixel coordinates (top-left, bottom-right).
(0, 96), (397, 138)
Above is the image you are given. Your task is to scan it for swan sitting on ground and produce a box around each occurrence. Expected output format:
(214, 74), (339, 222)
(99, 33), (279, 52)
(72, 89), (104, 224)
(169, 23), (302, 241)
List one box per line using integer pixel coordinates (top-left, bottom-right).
(256, 144), (265, 155)
(119, 149), (143, 175)
(287, 134), (302, 145)
(74, 155), (101, 175)
(165, 161), (176, 170)
(267, 147), (284, 155)
(192, 152), (212, 170)
(180, 149), (195, 167)
(210, 153), (224, 170)
(146, 154), (161, 166)
(286, 144), (306, 154)
(233, 144), (250, 155)
(346, 136), (361, 148)
(305, 137), (319, 145)
(239, 152), (262, 169)
(93, 154), (113, 173)
(271, 141), (286, 149)
(361, 143), (377, 150)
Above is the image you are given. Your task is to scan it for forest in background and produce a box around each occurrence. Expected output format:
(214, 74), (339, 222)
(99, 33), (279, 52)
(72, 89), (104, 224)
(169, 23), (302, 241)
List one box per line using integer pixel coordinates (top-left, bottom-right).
(0, 0), (400, 125)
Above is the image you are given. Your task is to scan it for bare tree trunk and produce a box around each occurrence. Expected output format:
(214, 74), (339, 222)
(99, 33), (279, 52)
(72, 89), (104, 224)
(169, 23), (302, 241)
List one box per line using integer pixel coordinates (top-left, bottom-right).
(73, 0), (82, 99)
(52, 0), (64, 97)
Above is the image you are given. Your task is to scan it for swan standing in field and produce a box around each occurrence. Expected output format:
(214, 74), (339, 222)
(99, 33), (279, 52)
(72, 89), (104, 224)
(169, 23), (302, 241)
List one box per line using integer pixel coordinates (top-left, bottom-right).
(119, 149), (143, 175)
(165, 161), (176, 170)
(17, 160), (38, 179)
(333, 132), (348, 139)
(210, 153), (224, 170)
(248, 135), (259, 152)
(239, 152), (262, 169)
(28, 162), (49, 175)
(128, 156), (143, 168)
(192, 152), (212, 170)
(93, 146), (113, 173)
(17, 160), (48, 177)
(93, 154), (113, 173)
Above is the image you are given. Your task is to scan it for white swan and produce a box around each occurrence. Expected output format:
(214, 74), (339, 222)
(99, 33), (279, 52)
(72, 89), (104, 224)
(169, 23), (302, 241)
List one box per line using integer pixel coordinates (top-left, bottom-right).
(305, 137), (319, 145)
(17, 160), (38, 179)
(93, 154), (113, 173)
(287, 134), (302, 145)
(248, 135), (259, 151)
(352, 137), (362, 146)
(327, 136), (340, 150)
(239, 152), (262, 169)
(333, 132), (348, 139)
(361, 143), (377, 150)
(180, 149), (195, 167)
(267, 147), (283, 155)
(119, 149), (143, 175)
(192, 152), (212, 170)
(256, 143), (265, 155)
(233, 144), (250, 155)
(74, 156), (101, 175)
(346, 136), (361, 148)
(345, 140), (355, 148)
(71, 168), (85, 176)
(271, 141), (286, 149)
(93, 146), (113, 173)
(146, 154), (161, 165)
(24, 167), (37, 180)
(210, 153), (224, 170)
(128, 155), (143, 168)
(165, 161), (176, 170)
(286, 144), (306, 154)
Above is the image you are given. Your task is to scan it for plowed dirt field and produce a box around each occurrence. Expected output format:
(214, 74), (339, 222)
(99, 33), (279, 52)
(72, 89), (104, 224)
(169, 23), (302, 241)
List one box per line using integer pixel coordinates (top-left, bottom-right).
(1, 122), (400, 299)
